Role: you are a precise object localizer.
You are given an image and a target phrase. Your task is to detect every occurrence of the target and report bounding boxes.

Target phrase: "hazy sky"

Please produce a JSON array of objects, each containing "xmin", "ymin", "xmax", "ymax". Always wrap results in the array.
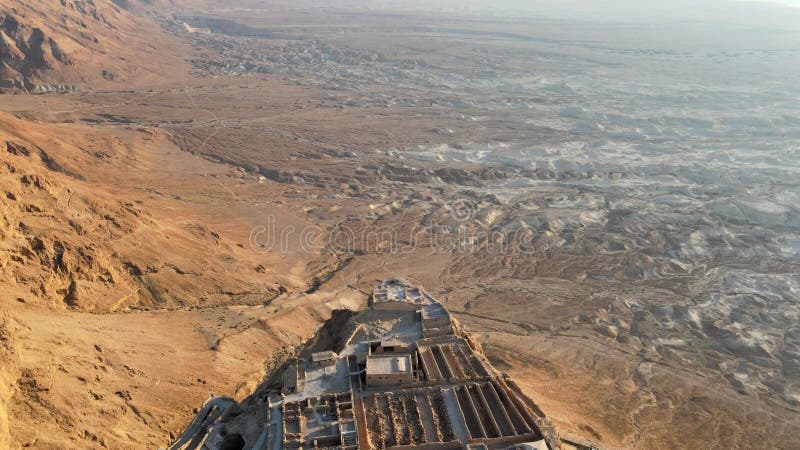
[
  {"xmin": 360, "ymin": 0, "xmax": 800, "ymax": 30},
  {"xmin": 763, "ymin": 0, "xmax": 800, "ymax": 6}
]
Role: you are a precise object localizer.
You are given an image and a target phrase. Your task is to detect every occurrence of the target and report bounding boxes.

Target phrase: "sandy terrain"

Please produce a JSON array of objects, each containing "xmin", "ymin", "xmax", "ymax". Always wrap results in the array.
[
  {"xmin": 1, "ymin": 0, "xmax": 799, "ymax": 448},
  {"xmin": 0, "ymin": 105, "xmax": 363, "ymax": 447}
]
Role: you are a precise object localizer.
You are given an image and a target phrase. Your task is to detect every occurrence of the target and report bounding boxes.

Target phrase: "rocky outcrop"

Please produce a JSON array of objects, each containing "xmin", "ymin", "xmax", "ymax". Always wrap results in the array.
[
  {"xmin": 1, "ymin": 136, "xmax": 140, "ymax": 310},
  {"xmin": 0, "ymin": 0, "xmax": 183, "ymax": 92},
  {"xmin": 1, "ymin": 12, "xmax": 69, "ymax": 88},
  {"xmin": 0, "ymin": 310, "xmax": 19, "ymax": 449}
]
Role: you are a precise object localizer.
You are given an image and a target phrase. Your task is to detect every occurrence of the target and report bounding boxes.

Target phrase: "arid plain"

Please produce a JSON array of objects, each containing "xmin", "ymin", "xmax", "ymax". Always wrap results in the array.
[{"xmin": 1, "ymin": 0, "xmax": 799, "ymax": 449}]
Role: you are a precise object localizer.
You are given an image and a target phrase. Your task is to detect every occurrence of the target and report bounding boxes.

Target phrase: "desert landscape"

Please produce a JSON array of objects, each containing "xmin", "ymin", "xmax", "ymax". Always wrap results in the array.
[{"xmin": 1, "ymin": 0, "xmax": 799, "ymax": 448}]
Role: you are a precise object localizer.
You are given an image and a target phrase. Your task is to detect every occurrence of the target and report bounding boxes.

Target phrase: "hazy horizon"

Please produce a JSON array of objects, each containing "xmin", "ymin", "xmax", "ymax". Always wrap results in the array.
[{"xmin": 301, "ymin": 0, "xmax": 800, "ymax": 30}]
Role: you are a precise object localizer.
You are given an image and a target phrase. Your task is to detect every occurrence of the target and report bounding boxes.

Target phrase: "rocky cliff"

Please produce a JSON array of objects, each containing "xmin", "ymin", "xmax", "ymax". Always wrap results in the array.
[{"xmin": 0, "ymin": 0, "xmax": 183, "ymax": 92}]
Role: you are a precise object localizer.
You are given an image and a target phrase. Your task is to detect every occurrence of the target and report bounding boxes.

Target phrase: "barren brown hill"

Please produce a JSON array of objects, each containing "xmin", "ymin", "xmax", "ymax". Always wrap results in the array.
[
  {"xmin": 0, "ymin": 0, "xmax": 184, "ymax": 91},
  {"xmin": 0, "ymin": 108, "xmax": 363, "ymax": 448},
  {"xmin": 0, "ymin": 111, "xmax": 297, "ymax": 312}
]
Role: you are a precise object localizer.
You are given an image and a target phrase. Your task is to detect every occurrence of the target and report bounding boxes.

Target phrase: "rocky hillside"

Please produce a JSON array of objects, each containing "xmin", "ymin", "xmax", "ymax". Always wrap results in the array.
[
  {"xmin": 0, "ymin": 111, "xmax": 287, "ymax": 312},
  {"xmin": 0, "ymin": 0, "xmax": 183, "ymax": 92},
  {"xmin": 0, "ymin": 105, "xmax": 330, "ymax": 448}
]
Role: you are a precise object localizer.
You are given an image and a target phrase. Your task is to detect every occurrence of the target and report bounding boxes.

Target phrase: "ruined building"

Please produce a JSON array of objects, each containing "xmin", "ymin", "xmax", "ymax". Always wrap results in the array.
[{"xmin": 169, "ymin": 279, "xmax": 564, "ymax": 450}]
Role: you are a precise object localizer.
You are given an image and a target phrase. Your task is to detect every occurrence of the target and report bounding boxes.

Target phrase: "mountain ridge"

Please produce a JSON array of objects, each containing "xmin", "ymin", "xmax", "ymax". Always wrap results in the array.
[{"xmin": 0, "ymin": 0, "xmax": 184, "ymax": 92}]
